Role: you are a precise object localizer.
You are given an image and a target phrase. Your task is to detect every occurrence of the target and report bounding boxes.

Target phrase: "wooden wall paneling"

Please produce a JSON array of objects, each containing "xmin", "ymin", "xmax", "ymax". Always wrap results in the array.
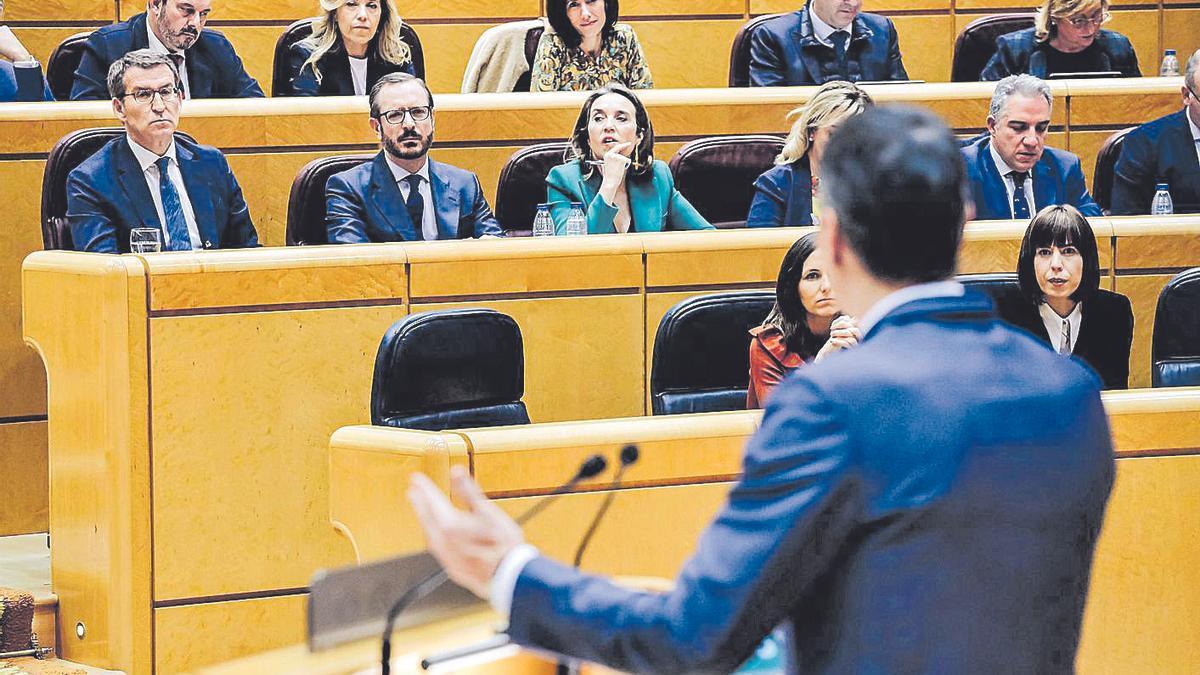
[
  {"xmin": 1067, "ymin": 79, "xmax": 1181, "ymax": 126},
  {"xmin": 224, "ymin": 151, "xmax": 361, "ymax": 247},
  {"xmin": 409, "ymin": 23, "xmax": 499, "ymax": 93},
  {"xmin": 214, "ymin": 25, "xmax": 289, "ymax": 97},
  {"xmin": 1112, "ymin": 217, "xmax": 1200, "ymax": 269},
  {"xmin": 3, "ymin": 0, "xmax": 112, "ymax": 22},
  {"xmin": 1067, "ymin": 129, "xmax": 1121, "ymax": 194},
  {"xmin": 1113, "ymin": 273, "xmax": 1172, "ymax": 390},
  {"xmin": 0, "ymin": 421, "xmax": 48, "ymax": 536},
  {"xmin": 625, "ymin": 19, "xmax": 746, "ymax": 89},
  {"xmin": 1161, "ymin": 9, "xmax": 1200, "ymax": 67},
  {"xmin": 958, "ymin": 221, "xmax": 1023, "ymax": 273},
  {"xmin": 1104, "ymin": 9, "xmax": 1160, "ymax": 77},
  {"xmin": 888, "ymin": 14, "xmax": 955, "ymax": 83},
  {"xmin": 7, "ymin": 27, "xmax": 100, "ymax": 67},
  {"xmin": 154, "ymin": 595, "xmax": 307, "ymax": 673},
  {"xmin": 0, "ymin": 160, "xmax": 48, "ymax": 419},
  {"xmin": 425, "ymin": 145, "xmax": 527, "ymax": 206},
  {"xmin": 626, "ymin": 0, "xmax": 745, "ymax": 15},
  {"xmin": 753, "ymin": 0, "xmax": 951, "ymax": 10},
  {"xmin": 148, "ymin": 305, "xmax": 401, "ymax": 601},
  {"xmin": 22, "ymin": 252, "xmax": 152, "ymax": 674}
]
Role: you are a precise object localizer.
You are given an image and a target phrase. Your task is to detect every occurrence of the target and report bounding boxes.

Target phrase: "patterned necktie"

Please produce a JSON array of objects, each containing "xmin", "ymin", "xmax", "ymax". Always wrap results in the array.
[
  {"xmin": 167, "ymin": 53, "xmax": 187, "ymax": 99},
  {"xmin": 1059, "ymin": 318, "xmax": 1071, "ymax": 355},
  {"xmin": 155, "ymin": 156, "xmax": 192, "ymax": 251},
  {"xmin": 1010, "ymin": 171, "xmax": 1031, "ymax": 220},
  {"xmin": 403, "ymin": 174, "xmax": 425, "ymax": 241},
  {"xmin": 829, "ymin": 31, "xmax": 850, "ymax": 69}
]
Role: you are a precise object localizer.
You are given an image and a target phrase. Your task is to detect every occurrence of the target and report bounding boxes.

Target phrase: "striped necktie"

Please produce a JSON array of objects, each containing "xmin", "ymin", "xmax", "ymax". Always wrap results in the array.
[
  {"xmin": 1059, "ymin": 318, "xmax": 1071, "ymax": 355},
  {"xmin": 155, "ymin": 156, "xmax": 192, "ymax": 251}
]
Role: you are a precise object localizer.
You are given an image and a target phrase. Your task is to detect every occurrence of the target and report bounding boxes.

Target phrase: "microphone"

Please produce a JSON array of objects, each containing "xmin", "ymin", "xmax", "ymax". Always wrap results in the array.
[
  {"xmin": 380, "ymin": 453, "xmax": 609, "ymax": 675},
  {"xmin": 573, "ymin": 444, "xmax": 638, "ymax": 567}
]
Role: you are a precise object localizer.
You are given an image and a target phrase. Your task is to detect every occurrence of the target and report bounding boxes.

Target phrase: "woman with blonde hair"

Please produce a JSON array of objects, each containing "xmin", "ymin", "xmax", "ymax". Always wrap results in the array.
[
  {"xmin": 282, "ymin": 0, "xmax": 414, "ymax": 96},
  {"xmin": 746, "ymin": 81, "xmax": 872, "ymax": 228},
  {"xmin": 981, "ymin": 0, "xmax": 1139, "ymax": 80}
]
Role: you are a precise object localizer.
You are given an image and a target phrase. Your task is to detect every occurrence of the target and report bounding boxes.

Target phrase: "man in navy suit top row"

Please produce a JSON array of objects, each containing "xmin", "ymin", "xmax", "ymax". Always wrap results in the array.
[
  {"xmin": 324, "ymin": 73, "xmax": 501, "ymax": 243},
  {"xmin": 71, "ymin": 0, "xmax": 262, "ymax": 101},
  {"xmin": 962, "ymin": 74, "xmax": 1101, "ymax": 221},
  {"xmin": 408, "ymin": 106, "xmax": 1115, "ymax": 673},
  {"xmin": 66, "ymin": 50, "xmax": 258, "ymax": 253}
]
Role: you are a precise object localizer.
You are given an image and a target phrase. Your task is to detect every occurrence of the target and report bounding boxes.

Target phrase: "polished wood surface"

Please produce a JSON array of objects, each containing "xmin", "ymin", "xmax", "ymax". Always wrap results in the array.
[{"xmin": 0, "ymin": 421, "xmax": 49, "ymax": 535}]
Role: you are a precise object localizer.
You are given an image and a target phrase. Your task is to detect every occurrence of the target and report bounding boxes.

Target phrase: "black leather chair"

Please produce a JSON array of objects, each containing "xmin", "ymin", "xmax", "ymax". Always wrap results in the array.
[
  {"xmin": 728, "ymin": 13, "xmax": 786, "ymax": 87},
  {"xmin": 650, "ymin": 291, "xmax": 776, "ymax": 415},
  {"xmin": 285, "ymin": 154, "xmax": 374, "ymax": 245},
  {"xmin": 667, "ymin": 135, "xmax": 785, "ymax": 228},
  {"xmin": 271, "ymin": 18, "xmax": 426, "ymax": 96},
  {"xmin": 41, "ymin": 127, "xmax": 198, "ymax": 251},
  {"xmin": 512, "ymin": 25, "xmax": 545, "ymax": 93},
  {"xmin": 951, "ymin": 14, "xmax": 1035, "ymax": 82},
  {"xmin": 1152, "ymin": 268, "xmax": 1200, "ymax": 387},
  {"xmin": 494, "ymin": 142, "xmax": 570, "ymax": 236},
  {"xmin": 956, "ymin": 272, "xmax": 1022, "ymax": 307},
  {"xmin": 46, "ymin": 31, "xmax": 92, "ymax": 101},
  {"xmin": 371, "ymin": 309, "xmax": 530, "ymax": 430},
  {"xmin": 1092, "ymin": 127, "xmax": 1135, "ymax": 215}
]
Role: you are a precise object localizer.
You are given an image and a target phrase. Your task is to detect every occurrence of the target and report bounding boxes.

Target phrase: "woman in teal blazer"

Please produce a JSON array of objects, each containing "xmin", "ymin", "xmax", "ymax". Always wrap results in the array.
[{"xmin": 546, "ymin": 84, "xmax": 714, "ymax": 234}]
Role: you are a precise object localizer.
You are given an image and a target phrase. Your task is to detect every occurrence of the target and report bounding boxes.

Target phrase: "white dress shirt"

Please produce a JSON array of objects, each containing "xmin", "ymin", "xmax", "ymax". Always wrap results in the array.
[
  {"xmin": 1038, "ymin": 301, "xmax": 1082, "ymax": 354},
  {"xmin": 383, "ymin": 156, "xmax": 438, "ymax": 240},
  {"xmin": 348, "ymin": 55, "xmax": 369, "ymax": 96},
  {"xmin": 808, "ymin": 9, "xmax": 849, "ymax": 49},
  {"xmin": 146, "ymin": 20, "xmax": 191, "ymax": 98},
  {"xmin": 1186, "ymin": 110, "xmax": 1200, "ymax": 167},
  {"xmin": 988, "ymin": 141, "xmax": 1036, "ymax": 219},
  {"xmin": 126, "ymin": 137, "xmax": 202, "ymax": 250},
  {"xmin": 487, "ymin": 279, "xmax": 968, "ymax": 620}
]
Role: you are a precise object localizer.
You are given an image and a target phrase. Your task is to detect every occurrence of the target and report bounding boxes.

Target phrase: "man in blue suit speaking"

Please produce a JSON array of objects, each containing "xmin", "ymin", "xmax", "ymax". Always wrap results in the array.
[
  {"xmin": 408, "ymin": 106, "xmax": 1115, "ymax": 673},
  {"xmin": 324, "ymin": 73, "xmax": 502, "ymax": 243},
  {"xmin": 67, "ymin": 50, "xmax": 259, "ymax": 253},
  {"xmin": 962, "ymin": 74, "xmax": 1101, "ymax": 221}
]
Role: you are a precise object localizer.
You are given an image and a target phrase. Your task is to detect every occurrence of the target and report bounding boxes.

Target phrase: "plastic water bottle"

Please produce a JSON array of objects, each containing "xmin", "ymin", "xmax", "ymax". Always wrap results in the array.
[
  {"xmin": 532, "ymin": 203, "xmax": 554, "ymax": 237},
  {"xmin": 1160, "ymin": 49, "xmax": 1180, "ymax": 76},
  {"xmin": 1152, "ymin": 183, "xmax": 1174, "ymax": 215},
  {"xmin": 565, "ymin": 202, "xmax": 587, "ymax": 236}
]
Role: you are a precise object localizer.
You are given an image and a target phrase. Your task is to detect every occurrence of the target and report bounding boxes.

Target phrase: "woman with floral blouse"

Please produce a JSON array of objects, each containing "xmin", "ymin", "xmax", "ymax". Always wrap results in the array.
[{"xmin": 531, "ymin": 0, "xmax": 652, "ymax": 92}]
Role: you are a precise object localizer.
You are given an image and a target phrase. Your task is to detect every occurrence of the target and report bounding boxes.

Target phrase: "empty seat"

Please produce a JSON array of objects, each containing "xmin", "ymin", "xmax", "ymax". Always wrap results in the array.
[
  {"xmin": 41, "ymin": 127, "xmax": 197, "ymax": 251},
  {"xmin": 45, "ymin": 31, "xmax": 91, "ymax": 101},
  {"xmin": 285, "ymin": 154, "xmax": 374, "ymax": 245},
  {"xmin": 667, "ymin": 135, "xmax": 785, "ymax": 228},
  {"xmin": 1092, "ymin": 127, "xmax": 1135, "ymax": 215},
  {"xmin": 271, "ymin": 17, "xmax": 426, "ymax": 96},
  {"xmin": 651, "ymin": 291, "xmax": 776, "ymax": 415},
  {"xmin": 371, "ymin": 309, "xmax": 530, "ymax": 430},
  {"xmin": 951, "ymin": 14, "xmax": 1035, "ymax": 82},
  {"xmin": 728, "ymin": 13, "xmax": 786, "ymax": 87},
  {"xmin": 494, "ymin": 142, "xmax": 570, "ymax": 236},
  {"xmin": 956, "ymin": 272, "xmax": 1022, "ymax": 306},
  {"xmin": 1152, "ymin": 268, "xmax": 1200, "ymax": 387},
  {"xmin": 461, "ymin": 20, "xmax": 544, "ymax": 93}
]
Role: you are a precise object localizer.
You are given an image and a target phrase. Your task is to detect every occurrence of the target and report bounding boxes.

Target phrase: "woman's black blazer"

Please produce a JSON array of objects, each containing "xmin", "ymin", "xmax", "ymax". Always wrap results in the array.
[
  {"xmin": 997, "ymin": 288, "xmax": 1134, "ymax": 389},
  {"xmin": 282, "ymin": 41, "xmax": 414, "ymax": 96}
]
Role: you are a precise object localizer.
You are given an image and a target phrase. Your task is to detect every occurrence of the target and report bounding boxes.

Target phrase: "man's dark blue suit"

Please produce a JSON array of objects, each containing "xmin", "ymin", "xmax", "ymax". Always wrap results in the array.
[
  {"xmin": 70, "ymin": 12, "xmax": 263, "ymax": 100},
  {"xmin": 325, "ymin": 152, "xmax": 502, "ymax": 243},
  {"xmin": 1111, "ymin": 110, "xmax": 1200, "ymax": 215},
  {"xmin": 961, "ymin": 136, "xmax": 1101, "ymax": 220},
  {"xmin": 67, "ymin": 135, "xmax": 259, "ymax": 253},
  {"xmin": 506, "ymin": 289, "xmax": 1114, "ymax": 673},
  {"xmin": 748, "ymin": 7, "xmax": 907, "ymax": 86},
  {"xmin": 0, "ymin": 61, "xmax": 52, "ymax": 101}
]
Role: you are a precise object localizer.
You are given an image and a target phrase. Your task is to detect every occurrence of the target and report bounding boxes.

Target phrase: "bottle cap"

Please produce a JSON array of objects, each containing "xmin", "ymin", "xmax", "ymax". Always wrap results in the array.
[
  {"xmin": 1156, "ymin": 183, "xmax": 1170, "ymax": 190},
  {"xmin": 1166, "ymin": 49, "xmax": 1176, "ymax": 55}
]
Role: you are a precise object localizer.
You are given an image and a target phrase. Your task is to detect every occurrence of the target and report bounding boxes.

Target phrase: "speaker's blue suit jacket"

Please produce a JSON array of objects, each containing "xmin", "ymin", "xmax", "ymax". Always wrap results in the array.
[
  {"xmin": 67, "ymin": 135, "xmax": 259, "ymax": 253},
  {"xmin": 507, "ymin": 290, "xmax": 1115, "ymax": 674},
  {"xmin": 325, "ymin": 151, "xmax": 502, "ymax": 243},
  {"xmin": 70, "ymin": 12, "xmax": 263, "ymax": 100},
  {"xmin": 962, "ymin": 136, "xmax": 1101, "ymax": 220}
]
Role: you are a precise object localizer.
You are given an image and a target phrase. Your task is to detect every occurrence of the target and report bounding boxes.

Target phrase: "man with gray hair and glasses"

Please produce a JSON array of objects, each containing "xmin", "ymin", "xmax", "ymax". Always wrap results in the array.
[
  {"xmin": 961, "ymin": 74, "xmax": 1100, "ymax": 220},
  {"xmin": 66, "ymin": 49, "xmax": 258, "ymax": 253},
  {"xmin": 1112, "ymin": 48, "xmax": 1200, "ymax": 215}
]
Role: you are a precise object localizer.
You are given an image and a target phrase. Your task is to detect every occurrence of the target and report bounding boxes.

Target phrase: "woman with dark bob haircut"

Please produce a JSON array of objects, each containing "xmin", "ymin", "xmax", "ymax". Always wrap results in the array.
[
  {"xmin": 545, "ymin": 84, "xmax": 712, "ymax": 234},
  {"xmin": 530, "ymin": 0, "xmax": 652, "ymax": 91},
  {"xmin": 997, "ymin": 204, "xmax": 1133, "ymax": 389},
  {"xmin": 747, "ymin": 232, "xmax": 860, "ymax": 408}
]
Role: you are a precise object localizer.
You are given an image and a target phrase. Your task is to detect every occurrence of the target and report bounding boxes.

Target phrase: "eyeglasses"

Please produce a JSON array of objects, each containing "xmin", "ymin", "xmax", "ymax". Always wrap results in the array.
[
  {"xmin": 123, "ymin": 85, "xmax": 180, "ymax": 104},
  {"xmin": 377, "ymin": 106, "xmax": 433, "ymax": 124},
  {"xmin": 1063, "ymin": 11, "xmax": 1110, "ymax": 29}
]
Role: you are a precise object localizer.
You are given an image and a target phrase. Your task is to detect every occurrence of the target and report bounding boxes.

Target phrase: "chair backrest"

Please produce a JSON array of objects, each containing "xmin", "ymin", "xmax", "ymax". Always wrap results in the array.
[
  {"xmin": 651, "ymin": 291, "xmax": 776, "ymax": 415},
  {"xmin": 956, "ymin": 272, "xmax": 1022, "ymax": 307},
  {"xmin": 271, "ymin": 18, "xmax": 426, "ymax": 96},
  {"xmin": 46, "ymin": 31, "xmax": 92, "ymax": 101},
  {"xmin": 40, "ymin": 127, "xmax": 198, "ymax": 251},
  {"xmin": 512, "ymin": 25, "xmax": 545, "ymax": 93},
  {"xmin": 285, "ymin": 154, "xmax": 375, "ymax": 245},
  {"xmin": 951, "ymin": 14, "xmax": 1035, "ymax": 82},
  {"xmin": 1092, "ymin": 127, "xmax": 1135, "ymax": 215},
  {"xmin": 1152, "ymin": 268, "xmax": 1200, "ymax": 387},
  {"xmin": 728, "ymin": 13, "xmax": 786, "ymax": 87},
  {"xmin": 371, "ymin": 309, "xmax": 530, "ymax": 430},
  {"xmin": 667, "ymin": 135, "xmax": 785, "ymax": 228},
  {"xmin": 494, "ymin": 142, "xmax": 570, "ymax": 236}
]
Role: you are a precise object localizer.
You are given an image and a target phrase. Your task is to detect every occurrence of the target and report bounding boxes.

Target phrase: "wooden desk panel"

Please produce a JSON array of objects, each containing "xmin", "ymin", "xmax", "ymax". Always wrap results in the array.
[
  {"xmin": 1113, "ymin": 273, "xmax": 1173, "ymax": 390},
  {"xmin": 889, "ymin": 14, "xmax": 954, "ymax": 83},
  {"xmin": 1162, "ymin": 8, "xmax": 1200, "ymax": 61},
  {"xmin": 627, "ymin": 19, "xmax": 746, "ymax": 89},
  {"xmin": 155, "ymin": 595, "xmax": 308, "ymax": 674},
  {"xmin": 0, "ymin": 421, "xmax": 48, "ymax": 535},
  {"xmin": 218, "ymin": 25, "xmax": 282, "ymax": 96}
]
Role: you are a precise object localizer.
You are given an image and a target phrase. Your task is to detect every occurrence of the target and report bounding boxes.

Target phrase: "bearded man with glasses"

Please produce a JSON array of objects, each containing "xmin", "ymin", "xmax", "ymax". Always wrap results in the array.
[
  {"xmin": 981, "ymin": 0, "xmax": 1140, "ymax": 80},
  {"xmin": 325, "ymin": 72, "xmax": 501, "ymax": 243},
  {"xmin": 66, "ymin": 50, "xmax": 259, "ymax": 253}
]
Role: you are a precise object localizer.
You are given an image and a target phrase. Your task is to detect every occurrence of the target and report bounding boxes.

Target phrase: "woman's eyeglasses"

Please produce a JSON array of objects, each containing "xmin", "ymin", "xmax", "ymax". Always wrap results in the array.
[{"xmin": 1064, "ymin": 11, "xmax": 1111, "ymax": 29}]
